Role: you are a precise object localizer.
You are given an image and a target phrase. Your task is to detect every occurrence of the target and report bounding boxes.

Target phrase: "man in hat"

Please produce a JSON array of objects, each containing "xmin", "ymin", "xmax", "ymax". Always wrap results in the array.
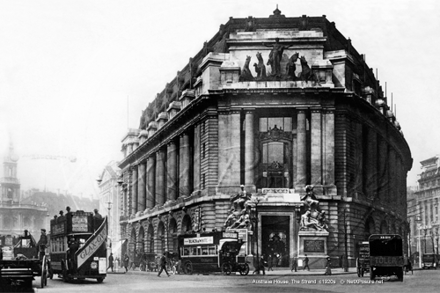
[
  {"xmin": 157, "ymin": 251, "xmax": 170, "ymax": 277},
  {"xmin": 37, "ymin": 229, "xmax": 48, "ymax": 259},
  {"xmin": 94, "ymin": 208, "xmax": 103, "ymax": 219}
]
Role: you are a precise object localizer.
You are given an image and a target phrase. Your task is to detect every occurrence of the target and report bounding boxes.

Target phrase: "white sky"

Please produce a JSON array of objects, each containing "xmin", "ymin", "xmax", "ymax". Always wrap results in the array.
[{"xmin": 1, "ymin": 0, "xmax": 439, "ymax": 198}]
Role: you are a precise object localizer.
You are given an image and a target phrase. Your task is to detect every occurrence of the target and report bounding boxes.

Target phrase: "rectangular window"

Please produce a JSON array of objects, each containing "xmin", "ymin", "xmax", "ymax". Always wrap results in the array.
[{"xmin": 202, "ymin": 143, "xmax": 206, "ymax": 159}]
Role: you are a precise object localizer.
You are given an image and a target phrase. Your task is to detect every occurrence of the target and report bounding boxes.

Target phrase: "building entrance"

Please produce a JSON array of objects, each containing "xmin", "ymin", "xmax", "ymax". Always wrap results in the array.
[{"xmin": 261, "ymin": 216, "xmax": 290, "ymax": 267}]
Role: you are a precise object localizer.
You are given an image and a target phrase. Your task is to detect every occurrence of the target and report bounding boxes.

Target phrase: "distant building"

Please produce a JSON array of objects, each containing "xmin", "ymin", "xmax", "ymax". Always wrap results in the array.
[
  {"xmin": 0, "ymin": 141, "xmax": 48, "ymax": 246},
  {"xmin": 117, "ymin": 9, "xmax": 412, "ymax": 268},
  {"xmin": 96, "ymin": 161, "xmax": 122, "ymax": 260},
  {"xmin": 412, "ymin": 156, "xmax": 440, "ymax": 260}
]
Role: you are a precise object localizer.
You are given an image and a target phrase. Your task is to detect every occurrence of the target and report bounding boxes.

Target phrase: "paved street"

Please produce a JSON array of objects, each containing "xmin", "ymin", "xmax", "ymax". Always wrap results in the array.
[{"xmin": 7, "ymin": 267, "xmax": 435, "ymax": 293}]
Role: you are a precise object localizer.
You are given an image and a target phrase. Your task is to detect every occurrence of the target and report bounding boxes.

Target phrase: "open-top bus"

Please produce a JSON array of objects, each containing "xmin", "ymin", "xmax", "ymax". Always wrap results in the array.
[
  {"xmin": 369, "ymin": 234, "xmax": 404, "ymax": 281},
  {"xmin": 49, "ymin": 210, "xmax": 107, "ymax": 283},
  {"xmin": 178, "ymin": 231, "xmax": 249, "ymax": 275}
]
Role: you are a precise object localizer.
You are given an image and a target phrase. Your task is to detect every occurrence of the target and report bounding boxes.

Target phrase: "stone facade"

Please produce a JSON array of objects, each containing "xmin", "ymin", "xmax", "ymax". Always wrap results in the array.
[{"xmin": 118, "ymin": 10, "xmax": 412, "ymax": 268}]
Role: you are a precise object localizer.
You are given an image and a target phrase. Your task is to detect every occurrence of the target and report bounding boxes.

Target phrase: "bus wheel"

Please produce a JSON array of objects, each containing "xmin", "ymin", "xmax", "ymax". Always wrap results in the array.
[
  {"xmin": 239, "ymin": 264, "xmax": 249, "ymax": 276},
  {"xmin": 222, "ymin": 263, "xmax": 232, "ymax": 275},
  {"xmin": 97, "ymin": 277, "xmax": 104, "ymax": 283},
  {"xmin": 184, "ymin": 261, "xmax": 193, "ymax": 275}
]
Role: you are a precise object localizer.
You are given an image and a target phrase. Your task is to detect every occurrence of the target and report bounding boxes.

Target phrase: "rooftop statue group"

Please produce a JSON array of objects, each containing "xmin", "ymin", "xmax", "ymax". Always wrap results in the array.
[
  {"xmin": 239, "ymin": 38, "xmax": 319, "ymax": 83},
  {"xmin": 299, "ymin": 185, "xmax": 328, "ymax": 231}
]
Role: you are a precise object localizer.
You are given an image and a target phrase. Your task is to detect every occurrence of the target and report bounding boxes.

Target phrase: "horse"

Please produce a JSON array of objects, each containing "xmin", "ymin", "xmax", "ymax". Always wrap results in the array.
[
  {"xmin": 253, "ymin": 52, "xmax": 266, "ymax": 80},
  {"xmin": 299, "ymin": 56, "xmax": 319, "ymax": 83},
  {"xmin": 285, "ymin": 52, "xmax": 299, "ymax": 80},
  {"xmin": 239, "ymin": 55, "xmax": 254, "ymax": 81}
]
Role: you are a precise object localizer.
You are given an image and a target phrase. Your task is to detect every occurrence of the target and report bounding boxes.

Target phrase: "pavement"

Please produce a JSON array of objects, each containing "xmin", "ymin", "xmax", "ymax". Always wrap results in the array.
[{"xmin": 114, "ymin": 266, "xmax": 358, "ymax": 277}]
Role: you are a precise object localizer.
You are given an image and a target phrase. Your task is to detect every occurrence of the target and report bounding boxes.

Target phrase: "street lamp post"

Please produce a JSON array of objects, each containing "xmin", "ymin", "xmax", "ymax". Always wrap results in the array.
[{"xmin": 251, "ymin": 195, "xmax": 262, "ymax": 274}]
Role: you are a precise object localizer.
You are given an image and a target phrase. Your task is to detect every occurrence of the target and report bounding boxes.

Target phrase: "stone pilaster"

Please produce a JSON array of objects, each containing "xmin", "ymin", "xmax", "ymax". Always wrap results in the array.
[
  {"xmin": 245, "ymin": 110, "xmax": 255, "ymax": 189},
  {"xmin": 156, "ymin": 149, "xmax": 166, "ymax": 206},
  {"xmin": 179, "ymin": 133, "xmax": 191, "ymax": 196},
  {"xmin": 138, "ymin": 162, "xmax": 146, "ymax": 212},
  {"xmin": 311, "ymin": 109, "xmax": 322, "ymax": 186},
  {"xmin": 193, "ymin": 124, "xmax": 201, "ymax": 191},
  {"xmin": 296, "ymin": 110, "xmax": 307, "ymax": 188},
  {"xmin": 146, "ymin": 156, "xmax": 156, "ymax": 208},
  {"xmin": 323, "ymin": 110, "xmax": 335, "ymax": 188},
  {"xmin": 131, "ymin": 167, "xmax": 138, "ymax": 214},
  {"xmin": 167, "ymin": 141, "xmax": 178, "ymax": 201}
]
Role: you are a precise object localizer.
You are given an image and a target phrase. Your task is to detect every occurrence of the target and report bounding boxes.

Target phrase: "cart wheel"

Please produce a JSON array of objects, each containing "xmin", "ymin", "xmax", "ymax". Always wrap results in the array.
[
  {"xmin": 239, "ymin": 263, "xmax": 250, "ymax": 276},
  {"xmin": 41, "ymin": 255, "xmax": 48, "ymax": 288},
  {"xmin": 183, "ymin": 261, "xmax": 193, "ymax": 275},
  {"xmin": 221, "ymin": 262, "xmax": 232, "ymax": 275},
  {"xmin": 397, "ymin": 269, "xmax": 404, "ymax": 282},
  {"xmin": 360, "ymin": 267, "xmax": 364, "ymax": 277},
  {"xmin": 97, "ymin": 277, "xmax": 104, "ymax": 283}
]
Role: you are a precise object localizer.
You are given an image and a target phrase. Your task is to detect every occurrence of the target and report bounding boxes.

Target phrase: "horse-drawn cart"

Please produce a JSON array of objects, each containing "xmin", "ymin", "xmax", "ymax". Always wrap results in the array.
[{"xmin": 0, "ymin": 230, "xmax": 49, "ymax": 290}]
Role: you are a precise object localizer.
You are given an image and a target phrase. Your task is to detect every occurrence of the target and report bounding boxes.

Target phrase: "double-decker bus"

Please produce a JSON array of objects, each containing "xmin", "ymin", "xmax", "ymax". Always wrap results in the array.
[
  {"xmin": 369, "ymin": 234, "xmax": 404, "ymax": 281},
  {"xmin": 49, "ymin": 210, "xmax": 107, "ymax": 283},
  {"xmin": 178, "ymin": 231, "xmax": 249, "ymax": 275}
]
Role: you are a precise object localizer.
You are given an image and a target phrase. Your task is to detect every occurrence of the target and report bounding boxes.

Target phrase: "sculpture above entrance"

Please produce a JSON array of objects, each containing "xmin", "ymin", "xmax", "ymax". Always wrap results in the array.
[{"xmin": 299, "ymin": 185, "xmax": 328, "ymax": 231}]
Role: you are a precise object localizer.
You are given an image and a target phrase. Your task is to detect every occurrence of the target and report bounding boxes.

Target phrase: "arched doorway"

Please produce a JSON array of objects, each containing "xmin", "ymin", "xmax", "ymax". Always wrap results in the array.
[
  {"xmin": 147, "ymin": 224, "xmax": 154, "ymax": 254},
  {"xmin": 181, "ymin": 214, "xmax": 192, "ymax": 234},
  {"xmin": 364, "ymin": 216, "xmax": 375, "ymax": 240},
  {"xmin": 380, "ymin": 220, "xmax": 388, "ymax": 234},
  {"xmin": 169, "ymin": 218, "xmax": 178, "ymax": 253},
  {"xmin": 130, "ymin": 227, "xmax": 137, "ymax": 262},
  {"xmin": 157, "ymin": 222, "xmax": 165, "ymax": 253},
  {"xmin": 138, "ymin": 226, "xmax": 145, "ymax": 255}
]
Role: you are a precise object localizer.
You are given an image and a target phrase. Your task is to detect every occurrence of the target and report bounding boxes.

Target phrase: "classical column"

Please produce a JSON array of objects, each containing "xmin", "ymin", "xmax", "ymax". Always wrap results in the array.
[
  {"xmin": 146, "ymin": 156, "xmax": 156, "ymax": 208},
  {"xmin": 323, "ymin": 110, "xmax": 335, "ymax": 187},
  {"xmin": 230, "ymin": 111, "xmax": 241, "ymax": 186},
  {"xmin": 296, "ymin": 110, "xmax": 307, "ymax": 187},
  {"xmin": 131, "ymin": 167, "xmax": 138, "ymax": 214},
  {"xmin": 167, "ymin": 141, "xmax": 178, "ymax": 201},
  {"xmin": 366, "ymin": 129, "xmax": 377, "ymax": 198},
  {"xmin": 156, "ymin": 149, "xmax": 166, "ymax": 206},
  {"xmin": 245, "ymin": 110, "xmax": 255, "ymax": 188},
  {"xmin": 179, "ymin": 133, "xmax": 190, "ymax": 196},
  {"xmin": 193, "ymin": 125, "xmax": 201, "ymax": 191},
  {"xmin": 311, "ymin": 109, "xmax": 322, "ymax": 185},
  {"xmin": 138, "ymin": 162, "xmax": 146, "ymax": 212}
]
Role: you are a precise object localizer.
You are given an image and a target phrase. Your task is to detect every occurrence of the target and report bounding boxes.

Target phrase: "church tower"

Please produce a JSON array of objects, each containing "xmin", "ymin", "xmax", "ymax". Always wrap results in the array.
[{"xmin": 1, "ymin": 140, "xmax": 20, "ymax": 204}]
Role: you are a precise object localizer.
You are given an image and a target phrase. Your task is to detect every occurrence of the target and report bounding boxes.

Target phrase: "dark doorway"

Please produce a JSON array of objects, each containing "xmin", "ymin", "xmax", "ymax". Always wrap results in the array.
[{"xmin": 261, "ymin": 216, "xmax": 290, "ymax": 267}]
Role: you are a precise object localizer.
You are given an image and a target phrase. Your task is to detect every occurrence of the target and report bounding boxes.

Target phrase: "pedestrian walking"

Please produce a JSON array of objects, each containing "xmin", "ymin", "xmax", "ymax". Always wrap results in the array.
[
  {"xmin": 107, "ymin": 253, "xmax": 114, "ymax": 272},
  {"xmin": 157, "ymin": 251, "xmax": 170, "ymax": 277},
  {"xmin": 291, "ymin": 257, "xmax": 298, "ymax": 272},
  {"xmin": 123, "ymin": 253, "xmax": 129, "ymax": 272},
  {"xmin": 324, "ymin": 257, "xmax": 332, "ymax": 275},
  {"xmin": 303, "ymin": 254, "xmax": 310, "ymax": 271},
  {"xmin": 267, "ymin": 254, "xmax": 273, "ymax": 271},
  {"xmin": 252, "ymin": 255, "xmax": 266, "ymax": 275}
]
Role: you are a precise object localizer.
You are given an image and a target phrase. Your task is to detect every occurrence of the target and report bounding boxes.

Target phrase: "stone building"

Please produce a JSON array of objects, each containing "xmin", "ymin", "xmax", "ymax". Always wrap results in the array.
[
  {"xmin": 96, "ymin": 161, "xmax": 123, "ymax": 260},
  {"xmin": 409, "ymin": 156, "xmax": 440, "ymax": 264},
  {"xmin": 0, "ymin": 141, "xmax": 48, "ymax": 246},
  {"xmin": 118, "ymin": 9, "xmax": 412, "ymax": 268}
]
